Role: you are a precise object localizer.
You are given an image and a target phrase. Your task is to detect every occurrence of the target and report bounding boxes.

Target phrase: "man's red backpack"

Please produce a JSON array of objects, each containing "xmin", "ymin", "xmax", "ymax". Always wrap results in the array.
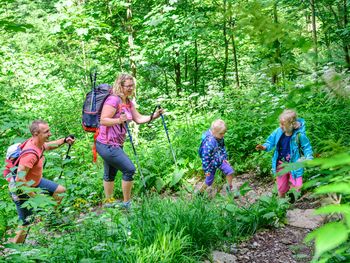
[{"xmin": 3, "ymin": 140, "xmax": 42, "ymax": 183}]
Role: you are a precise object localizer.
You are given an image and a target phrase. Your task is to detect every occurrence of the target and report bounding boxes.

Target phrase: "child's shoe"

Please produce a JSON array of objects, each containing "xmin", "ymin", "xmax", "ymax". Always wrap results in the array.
[
  {"xmin": 194, "ymin": 182, "xmax": 207, "ymax": 195},
  {"xmin": 225, "ymin": 184, "xmax": 233, "ymax": 193},
  {"xmin": 226, "ymin": 184, "xmax": 240, "ymax": 198}
]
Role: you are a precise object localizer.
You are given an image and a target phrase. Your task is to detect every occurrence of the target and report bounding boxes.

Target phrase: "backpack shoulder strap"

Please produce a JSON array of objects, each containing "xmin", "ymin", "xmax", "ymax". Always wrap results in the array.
[
  {"xmin": 296, "ymin": 132, "xmax": 303, "ymax": 156},
  {"xmin": 19, "ymin": 139, "xmax": 31, "ymax": 150},
  {"xmin": 199, "ymin": 133, "xmax": 214, "ymax": 153},
  {"xmin": 116, "ymin": 96, "xmax": 132, "ymax": 113},
  {"xmin": 14, "ymin": 148, "xmax": 42, "ymax": 167},
  {"xmin": 104, "ymin": 94, "xmax": 121, "ymax": 111}
]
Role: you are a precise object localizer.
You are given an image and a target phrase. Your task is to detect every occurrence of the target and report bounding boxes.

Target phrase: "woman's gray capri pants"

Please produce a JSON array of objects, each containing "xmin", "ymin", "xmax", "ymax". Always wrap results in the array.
[{"xmin": 96, "ymin": 141, "xmax": 136, "ymax": 182}]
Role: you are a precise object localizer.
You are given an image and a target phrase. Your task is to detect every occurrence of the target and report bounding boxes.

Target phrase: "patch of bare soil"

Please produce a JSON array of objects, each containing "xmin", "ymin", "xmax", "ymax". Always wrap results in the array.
[
  {"xmin": 233, "ymin": 226, "xmax": 312, "ymax": 263},
  {"xmin": 224, "ymin": 172, "xmax": 274, "ymax": 204},
  {"xmin": 208, "ymin": 173, "xmax": 317, "ymax": 263}
]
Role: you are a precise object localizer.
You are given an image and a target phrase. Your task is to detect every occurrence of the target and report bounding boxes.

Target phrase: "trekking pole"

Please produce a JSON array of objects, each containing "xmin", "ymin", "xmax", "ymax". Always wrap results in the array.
[
  {"xmin": 123, "ymin": 116, "xmax": 146, "ymax": 189},
  {"xmin": 89, "ymin": 70, "xmax": 97, "ymax": 110},
  {"xmin": 59, "ymin": 135, "xmax": 75, "ymax": 179},
  {"xmin": 155, "ymin": 105, "xmax": 177, "ymax": 167},
  {"xmin": 23, "ymin": 226, "xmax": 31, "ymax": 244}
]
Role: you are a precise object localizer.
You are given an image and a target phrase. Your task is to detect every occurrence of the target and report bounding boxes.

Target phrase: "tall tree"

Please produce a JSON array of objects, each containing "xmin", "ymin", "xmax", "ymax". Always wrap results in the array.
[
  {"xmin": 126, "ymin": 0, "xmax": 137, "ymax": 79},
  {"xmin": 272, "ymin": 1, "xmax": 282, "ymax": 84},
  {"xmin": 229, "ymin": 11, "xmax": 240, "ymax": 88},
  {"xmin": 317, "ymin": 0, "xmax": 350, "ymax": 69},
  {"xmin": 222, "ymin": 0, "xmax": 229, "ymax": 88},
  {"xmin": 310, "ymin": 0, "xmax": 319, "ymax": 68}
]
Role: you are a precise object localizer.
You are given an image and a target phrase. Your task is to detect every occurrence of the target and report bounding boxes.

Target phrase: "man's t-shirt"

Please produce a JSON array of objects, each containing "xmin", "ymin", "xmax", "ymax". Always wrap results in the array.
[
  {"xmin": 97, "ymin": 95, "xmax": 134, "ymax": 147},
  {"xmin": 18, "ymin": 139, "xmax": 44, "ymax": 187}
]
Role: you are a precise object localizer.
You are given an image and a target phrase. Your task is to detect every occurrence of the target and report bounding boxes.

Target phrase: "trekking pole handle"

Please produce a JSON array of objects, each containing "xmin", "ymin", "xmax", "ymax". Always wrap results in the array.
[
  {"xmin": 93, "ymin": 71, "xmax": 97, "ymax": 89},
  {"xmin": 148, "ymin": 105, "xmax": 159, "ymax": 124},
  {"xmin": 64, "ymin": 134, "xmax": 75, "ymax": 144},
  {"xmin": 120, "ymin": 111, "xmax": 131, "ymax": 139},
  {"xmin": 90, "ymin": 72, "xmax": 93, "ymax": 86}
]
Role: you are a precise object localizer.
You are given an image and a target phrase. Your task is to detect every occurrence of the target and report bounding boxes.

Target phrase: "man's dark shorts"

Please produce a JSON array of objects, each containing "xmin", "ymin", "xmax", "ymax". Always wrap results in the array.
[{"xmin": 12, "ymin": 178, "xmax": 59, "ymax": 225}]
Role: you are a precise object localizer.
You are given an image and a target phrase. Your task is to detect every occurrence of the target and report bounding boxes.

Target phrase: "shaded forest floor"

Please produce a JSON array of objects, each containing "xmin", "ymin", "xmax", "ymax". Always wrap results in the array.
[{"xmin": 206, "ymin": 173, "xmax": 322, "ymax": 263}]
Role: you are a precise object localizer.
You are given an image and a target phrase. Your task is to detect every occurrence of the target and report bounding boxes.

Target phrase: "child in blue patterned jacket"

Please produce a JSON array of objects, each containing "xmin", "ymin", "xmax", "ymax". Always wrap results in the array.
[{"xmin": 198, "ymin": 119, "xmax": 234, "ymax": 193}]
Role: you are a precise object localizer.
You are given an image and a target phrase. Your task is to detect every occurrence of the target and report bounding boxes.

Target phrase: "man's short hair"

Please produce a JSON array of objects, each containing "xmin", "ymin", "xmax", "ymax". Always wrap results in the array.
[{"xmin": 30, "ymin": 120, "xmax": 48, "ymax": 136}]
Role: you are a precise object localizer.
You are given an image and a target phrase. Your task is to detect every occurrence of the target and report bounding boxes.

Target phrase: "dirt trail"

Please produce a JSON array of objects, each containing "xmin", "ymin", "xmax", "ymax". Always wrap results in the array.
[{"xmin": 207, "ymin": 173, "xmax": 320, "ymax": 263}]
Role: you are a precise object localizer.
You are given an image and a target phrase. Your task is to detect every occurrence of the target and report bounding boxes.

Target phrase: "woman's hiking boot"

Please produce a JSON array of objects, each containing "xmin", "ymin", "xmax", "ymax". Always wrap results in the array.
[
  {"xmin": 104, "ymin": 198, "xmax": 131, "ymax": 211},
  {"xmin": 103, "ymin": 197, "xmax": 119, "ymax": 208},
  {"xmin": 118, "ymin": 200, "xmax": 131, "ymax": 210}
]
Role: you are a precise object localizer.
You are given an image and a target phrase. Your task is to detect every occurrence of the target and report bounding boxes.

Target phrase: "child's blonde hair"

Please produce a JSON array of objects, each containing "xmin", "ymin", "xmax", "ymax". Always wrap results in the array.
[
  {"xmin": 279, "ymin": 109, "xmax": 300, "ymax": 131},
  {"xmin": 210, "ymin": 119, "xmax": 227, "ymax": 133}
]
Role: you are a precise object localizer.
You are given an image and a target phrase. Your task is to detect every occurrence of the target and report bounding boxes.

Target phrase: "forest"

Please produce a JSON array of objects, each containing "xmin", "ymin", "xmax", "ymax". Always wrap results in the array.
[{"xmin": 0, "ymin": 0, "xmax": 350, "ymax": 262}]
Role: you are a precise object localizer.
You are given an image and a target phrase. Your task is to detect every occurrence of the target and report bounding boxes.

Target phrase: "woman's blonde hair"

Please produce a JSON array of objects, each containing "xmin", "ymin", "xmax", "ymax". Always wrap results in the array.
[
  {"xmin": 112, "ymin": 73, "xmax": 136, "ymax": 97},
  {"xmin": 279, "ymin": 109, "xmax": 300, "ymax": 131},
  {"xmin": 211, "ymin": 119, "xmax": 227, "ymax": 133}
]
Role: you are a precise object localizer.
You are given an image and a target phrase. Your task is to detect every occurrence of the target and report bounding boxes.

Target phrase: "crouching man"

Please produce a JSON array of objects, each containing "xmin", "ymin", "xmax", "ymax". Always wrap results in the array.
[{"xmin": 10, "ymin": 119, "xmax": 74, "ymax": 243}]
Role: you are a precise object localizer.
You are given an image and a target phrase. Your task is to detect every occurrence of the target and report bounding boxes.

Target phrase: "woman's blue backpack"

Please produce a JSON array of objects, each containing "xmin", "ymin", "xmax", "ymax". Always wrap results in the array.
[{"xmin": 82, "ymin": 71, "xmax": 112, "ymax": 133}]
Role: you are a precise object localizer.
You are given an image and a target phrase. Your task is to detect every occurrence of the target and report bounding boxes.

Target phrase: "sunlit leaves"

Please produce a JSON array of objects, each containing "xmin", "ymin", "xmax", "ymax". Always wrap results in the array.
[
  {"xmin": 309, "ymin": 153, "xmax": 350, "ymax": 169},
  {"xmin": 50, "ymin": 24, "xmax": 61, "ymax": 33},
  {"xmin": 76, "ymin": 27, "xmax": 89, "ymax": 36},
  {"xmin": 155, "ymin": 177, "xmax": 165, "ymax": 192},
  {"xmin": 305, "ymin": 222, "xmax": 349, "ymax": 259},
  {"xmin": 315, "ymin": 183, "xmax": 350, "ymax": 195},
  {"xmin": 170, "ymin": 168, "xmax": 186, "ymax": 187},
  {"xmin": 316, "ymin": 204, "xmax": 350, "ymax": 215},
  {"xmin": 104, "ymin": 33, "xmax": 112, "ymax": 41}
]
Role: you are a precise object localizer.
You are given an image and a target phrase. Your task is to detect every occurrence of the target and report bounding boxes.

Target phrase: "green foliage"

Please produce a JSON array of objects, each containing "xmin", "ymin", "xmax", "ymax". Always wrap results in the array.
[
  {"xmin": 306, "ymin": 222, "xmax": 348, "ymax": 260},
  {"xmin": 0, "ymin": 0, "xmax": 350, "ymax": 261},
  {"xmin": 304, "ymin": 153, "xmax": 350, "ymax": 262},
  {"xmin": 3, "ymin": 194, "xmax": 288, "ymax": 262}
]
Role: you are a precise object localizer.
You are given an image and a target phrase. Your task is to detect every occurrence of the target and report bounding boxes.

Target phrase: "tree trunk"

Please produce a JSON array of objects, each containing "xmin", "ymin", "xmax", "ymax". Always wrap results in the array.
[
  {"xmin": 272, "ymin": 2, "xmax": 281, "ymax": 84},
  {"xmin": 310, "ymin": 0, "xmax": 318, "ymax": 68},
  {"xmin": 126, "ymin": 0, "xmax": 139, "ymax": 141},
  {"xmin": 174, "ymin": 51, "xmax": 181, "ymax": 96},
  {"xmin": 184, "ymin": 52, "xmax": 188, "ymax": 82},
  {"xmin": 81, "ymin": 41, "xmax": 88, "ymax": 83},
  {"xmin": 328, "ymin": 2, "xmax": 350, "ymax": 69},
  {"xmin": 231, "ymin": 34, "xmax": 240, "ymax": 88},
  {"xmin": 163, "ymin": 69, "xmax": 169, "ymax": 95},
  {"xmin": 222, "ymin": 0, "xmax": 229, "ymax": 88},
  {"xmin": 229, "ymin": 10, "xmax": 240, "ymax": 88},
  {"xmin": 126, "ymin": 0, "xmax": 137, "ymax": 80},
  {"xmin": 342, "ymin": 0, "xmax": 350, "ymax": 69},
  {"xmin": 194, "ymin": 39, "xmax": 199, "ymax": 92}
]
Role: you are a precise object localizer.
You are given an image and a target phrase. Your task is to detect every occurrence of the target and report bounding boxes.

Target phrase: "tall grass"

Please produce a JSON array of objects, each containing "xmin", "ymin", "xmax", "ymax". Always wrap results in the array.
[{"xmin": 3, "ymin": 193, "xmax": 289, "ymax": 262}]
